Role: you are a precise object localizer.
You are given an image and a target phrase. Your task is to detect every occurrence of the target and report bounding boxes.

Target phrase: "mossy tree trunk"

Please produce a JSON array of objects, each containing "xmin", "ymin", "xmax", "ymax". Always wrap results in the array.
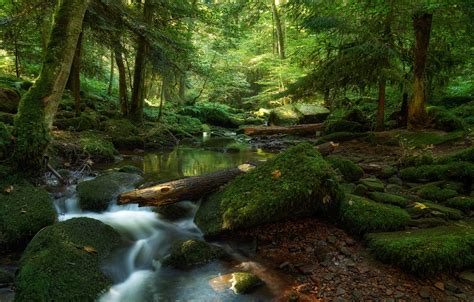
[
  {"xmin": 271, "ymin": 0, "xmax": 285, "ymax": 60},
  {"xmin": 108, "ymin": 50, "xmax": 115, "ymax": 96},
  {"xmin": 14, "ymin": 0, "xmax": 91, "ymax": 172},
  {"xmin": 115, "ymin": 48, "xmax": 129, "ymax": 116},
  {"xmin": 408, "ymin": 12, "xmax": 432, "ymax": 129},
  {"xmin": 66, "ymin": 30, "xmax": 84, "ymax": 114},
  {"xmin": 129, "ymin": 0, "xmax": 153, "ymax": 122}
]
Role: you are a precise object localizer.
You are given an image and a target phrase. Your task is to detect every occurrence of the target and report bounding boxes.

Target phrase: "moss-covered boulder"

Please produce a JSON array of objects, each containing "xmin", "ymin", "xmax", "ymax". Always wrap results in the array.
[
  {"xmin": 77, "ymin": 172, "xmax": 143, "ymax": 211},
  {"xmin": 15, "ymin": 217, "xmax": 122, "ymax": 301},
  {"xmin": 230, "ymin": 272, "xmax": 263, "ymax": 294},
  {"xmin": 339, "ymin": 195, "xmax": 410, "ymax": 234},
  {"xmin": 104, "ymin": 119, "xmax": 144, "ymax": 150},
  {"xmin": 428, "ymin": 107, "xmax": 465, "ymax": 132},
  {"xmin": 324, "ymin": 119, "xmax": 365, "ymax": 134},
  {"xmin": 407, "ymin": 202, "xmax": 463, "ymax": 220},
  {"xmin": 0, "ymin": 87, "xmax": 20, "ymax": 113},
  {"xmin": 366, "ymin": 222, "xmax": 474, "ymax": 275},
  {"xmin": 446, "ymin": 196, "xmax": 474, "ymax": 213},
  {"xmin": 0, "ymin": 112, "xmax": 14, "ymax": 125},
  {"xmin": 359, "ymin": 178, "xmax": 385, "ymax": 192},
  {"xmin": 416, "ymin": 184, "xmax": 458, "ymax": 202},
  {"xmin": 162, "ymin": 239, "xmax": 226, "ymax": 269},
  {"xmin": 400, "ymin": 162, "xmax": 474, "ymax": 183},
  {"xmin": 179, "ymin": 102, "xmax": 239, "ymax": 128},
  {"xmin": 0, "ymin": 183, "xmax": 56, "ymax": 250},
  {"xmin": 195, "ymin": 143, "xmax": 344, "ymax": 236},
  {"xmin": 368, "ymin": 192, "xmax": 410, "ymax": 207},
  {"xmin": 118, "ymin": 165, "xmax": 144, "ymax": 175},
  {"xmin": 54, "ymin": 111, "xmax": 100, "ymax": 131},
  {"xmin": 294, "ymin": 103, "xmax": 330, "ymax": 124},
  {"xmin": 326, "ymin": 155, "xmax": 364, "ymax": 182},
  {"xmin": 268, "ymin": 104, "xmax": 301, "ymax": 126},
  {"xmin": 79, "ymin": 133, "xmax": 117, "ymax": 163}
]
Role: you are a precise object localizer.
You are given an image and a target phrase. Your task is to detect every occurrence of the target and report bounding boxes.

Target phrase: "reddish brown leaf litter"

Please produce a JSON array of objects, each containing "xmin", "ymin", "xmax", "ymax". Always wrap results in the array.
[{"xmin": 233, "ymin": 218, "xmax": 474, "ymax": 301}]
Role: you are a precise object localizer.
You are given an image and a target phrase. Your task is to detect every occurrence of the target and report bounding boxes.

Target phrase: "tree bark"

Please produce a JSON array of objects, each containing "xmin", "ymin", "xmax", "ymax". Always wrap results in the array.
[
  {"xmin": 115, "ymin": 48, "xmax": 128, "ymax": 116},
  {"xmin": 408, "ymin": 12, "xmax": 433, "ymax": 129},
  {"xmin": 69, "ymin": 30, "xmax": 83, "ymax": 114},
  {"xmin": 108, "ymin": 50, "xmax": 115, "ymax": 96},
  {"xmin": 129, "ymin": 0, "xmax": 153, "ymax": 122},
  {"xmin": 271, "ymin": 0, "xmax": 285, "ymax": 59},
  {"xmin": 118, "ymin": 163, "xmax": 257, "ymax": 207},
  {"xmin": 241, "ymin": 123, "xmax": 324, "ymax": 136},
  {"xmin": 376, "ymin": 80, "xmax": 385, "ymax": 131},
  {"xmin": 14, "ymin": 0, "xmax": 91, "ymax": 171}
]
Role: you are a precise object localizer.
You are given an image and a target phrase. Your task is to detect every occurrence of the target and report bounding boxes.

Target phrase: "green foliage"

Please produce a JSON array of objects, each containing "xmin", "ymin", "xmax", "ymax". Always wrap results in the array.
[
  {"xmin": 446, "ymin": 197, "xmax": 474, "ymax": 212},
  {"xmin": 15, "ymin": 218, "xmax": 122, "ymax": 301},
  {"xmin": 195, "ymin": 143, "xmax": 344, "ymax": 236},
  {"xmin": 162, "ymin": 239, "xmax": 226, "ymax": 269},
  {"xmin": 326, "ymin": 155, "xmax": 364, "ymax": 182},
  {"xmin": 396, "ymin": 130, "xmax": 466, "ymax": 148},
  {"xmin": 416, "ymin": 184, "xmax": 458, "ymax": 202},
  {"xmin": 54, "ymin": 111, "xmax": 100, "ymax": 132},
  {"xmin": 366, "ymin": 222, "xmax": 474, "ymax": 275},
  {"xmin": 339, "ymin": 195, "xmax": 410, "ymax": 235},
  {"xmin": 0, "ymin": 181, "xmax": 57, "ymax": 250},
  {"xmin": 368, "ymin": 192, "xmax": 410, "ymax": 207},
  {"xmin": 407, "ymin": 201, "xmax": 463, "ymax": 220},
  {"xmin": 79, "ymin": 133, "xmax": 117, "ymax": 163},
  {"xmin": 0, "ymin": 122, "xmax": 12, "ymax": 159},
  {"xmin": 104, "ymin": 119, "xmax": 144, "ymax": 150},
  {"xmin": 428, "ymin": 107, "xmax": 465, "ymax": 132},
  {"xmin": 400, "ymin": 162, "xmax": 474, "ymax": 182}
]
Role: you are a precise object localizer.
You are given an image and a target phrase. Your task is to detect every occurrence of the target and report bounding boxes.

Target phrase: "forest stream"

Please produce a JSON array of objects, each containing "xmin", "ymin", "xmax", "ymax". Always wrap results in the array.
[{"xmin": 52, "ymin": 141, "xmax": 284, "ymax": 302}]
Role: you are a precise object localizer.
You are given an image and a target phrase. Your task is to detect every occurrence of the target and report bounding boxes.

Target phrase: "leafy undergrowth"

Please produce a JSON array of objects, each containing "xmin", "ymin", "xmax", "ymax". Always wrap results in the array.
[{"xmin": 366, "ymin": 221, "xmax": 474, "ymax": 275}]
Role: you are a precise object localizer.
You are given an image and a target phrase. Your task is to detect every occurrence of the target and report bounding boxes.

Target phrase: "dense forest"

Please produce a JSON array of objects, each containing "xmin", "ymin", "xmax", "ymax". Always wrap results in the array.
[{"xmin": 0, "ymin": 0, "xmax": 473, "ymax": 301}]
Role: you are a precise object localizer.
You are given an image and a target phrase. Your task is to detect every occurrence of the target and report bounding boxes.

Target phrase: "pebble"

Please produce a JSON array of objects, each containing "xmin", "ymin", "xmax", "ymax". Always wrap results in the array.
[
  {"xmin": 339, "ymin": 246, "xmax": 351, "ymax": 257},
  {"xmin": 335, "ymin": 287, "xmax": 346, "ymax": 296},
  {"xmin": 434, "ymin": 281, "xmax": 445, "ymax": 291},
  {"xmin": 328, "ymin": 235, "xmax": 337, "ymax": 244},
  {"xmin": 419, "ymin": 286, "xmax": 431, "ymax": 299}
]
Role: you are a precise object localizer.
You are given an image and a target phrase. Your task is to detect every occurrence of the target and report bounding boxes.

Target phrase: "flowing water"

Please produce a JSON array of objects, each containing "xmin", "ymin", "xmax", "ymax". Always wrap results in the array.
[{"xmin": 53, "ymin": 145, "xmax": 288, "ymax": 301}]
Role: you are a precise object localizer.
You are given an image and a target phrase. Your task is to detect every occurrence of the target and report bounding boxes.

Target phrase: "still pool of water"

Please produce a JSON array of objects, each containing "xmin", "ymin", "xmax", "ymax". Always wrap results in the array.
[{"xmin": 54, "ymin": 146, "xmax": 287, "ymax": 302}]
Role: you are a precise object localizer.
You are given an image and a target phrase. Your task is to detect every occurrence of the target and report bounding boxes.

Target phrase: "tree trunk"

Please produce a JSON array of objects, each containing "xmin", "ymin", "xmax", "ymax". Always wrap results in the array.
[
  {"xmin": 129, "ymin": 0, "xmax": 153, "ymax": 122},
  {"xmin": 115, "ymin": 48, "xmax": 128, "ymax": 116},
  {"xmin": 408, "ymin": 12, "xmax": 433, "ymax": 129},
  {"xmin": 376, "ymin": 80, "xmax": 385, "ymax": 131},
  {"xmin": 118, "ymin": 163, "xmax": 257, "ymax": 207},
  {"xmin": 14, "ymin": 35, "xmax": 20, "ymax": 78},
  {"xmin": 108, "ymin": 50, "xmax": 115, "ymax": 96},
  {"xmin": 271, "ymin": 0, "xmax": 285, "ymax": 59},
  {"xmin": 71, "ymin": 30, "xmax": 83, "ymax": 114},
  {"xmin": 14, "ymin": 0, "xmax": 91, "ymax": 171},
  {"xmin": 241, "ymin": 123, "xmax": 324, "ymax": 136}
]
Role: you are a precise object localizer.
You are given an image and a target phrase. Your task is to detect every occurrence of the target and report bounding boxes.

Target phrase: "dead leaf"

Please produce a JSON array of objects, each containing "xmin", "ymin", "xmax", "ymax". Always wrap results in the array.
[
  {"xmin": 83, "ymin": 245, "xmax": 98, "ymax": 255},
  {"xmin": 272, "ymin": 169, "xmax": 281, "ymax": 179},
  {"xmin": 4, "ymin": 185, "xmax": 13, "ymax": 193}
]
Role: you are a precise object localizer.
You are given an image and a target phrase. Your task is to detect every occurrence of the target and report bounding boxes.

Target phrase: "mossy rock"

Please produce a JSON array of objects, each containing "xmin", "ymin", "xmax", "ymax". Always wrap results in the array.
[
  {"xmin": 408, "ymin": 217, "xmax": 448, "ymax": 228},
  {"xmin": 378, "ymin": 166, "xmax": 397, "ymax": 179},
  {"xmin": 294, "ymin": 103, "xmax": 330, "ymax": 124},
  {"xmin": 143, "ymin": 125, "xmax": 176, "ymax": 150},
  {"xmin": 54, "ymin": 111, "xmax": 100, "ymax": 131},
  {"xmin": 324, "ymin": 119, "xmax": 365, "ymax": 134},
  {"xmin": 396, "ymin": 130, "xmax": 465, "ymax": 148},
  {"xmin": 0, "ymin": 87, "xmax": 20, "ymax": 113},
  {"xmin": 400, "ymin": 162, "xmax": 474, "ymax": 183},
  {"xmin": 359, "ymin": 178, "xmax": 385, "ymax": 192},
  {"xmin": 77, "ymin": 172, "xmax": 143, "ymax": 211},
  {"xmin": 0, "ymin": 268, "xmax": 13, "ymax": 284},
  {"xmin": 0, "ymin": 182, "xmax": 56, "ymax": 250},
  {"xmin": 344, "ymin": 108, "xmax": 369, "ymax": 125},
  {"xmin": 0, "ymin": 112, "xmax": 14, "ymax": 125},
  {"xmin": 366, "ymin": 222, "xmax": 474, "ymax": 275},
  {"xmin": 15, "ymin": 217, "xmax": 122, "ymax": 301},
  {"xmin": 0, "ymin": 122, "xmax": 12, "ymax": 160},
  {"xmin": 268, "ymin": 104, "xmax": 301, "ymax": 126},
  {"xmin": 162, "ymin": 239, "xmax": 226, "ymax": 269},
  {"xmin": 416, "ymin": 184, "xmax": 458, "ymax": 202},
  {"xmin": 104, "ymin": 119, "xmax": 144, "ymax": 150},
  {"xmin": 326, "ymin": 155, "xmax": 364, "ymax": 182},
  {"xmin": 118, "ymin": 165, "xmax": 144, "ymax": 175},
  {"xmin": 428, "ymin": 107, "xmax": 465, "ymax": 132},
  {"xmin": 339, "ymin": 195, "xmax": 410, "ymax": 234},
  {"xmin": 195, "ymin": 143, "xmax": 345, "ymax": 236},
  {"xmin": 315, "ymin": 132, "xmax": 369, "ymax": 144},
  {"xmin": 368, "ymin": 192, "xmax": 410, "ymax": 207},
  {"xmin": 407, "ymin": 202, "xmax": 463, "ymax": 220},
  {"xmin": 446, "ymin": 196, "xmax": 474, "ymax": 213},
  {"xmin": 79, "ymin": 133, "xmax": 117, "ymax": 163},
  {"xmin": 180, "ymin": 103, "xmax": 238, "ymax": 128},
  {"xmin": 352, "ymin": 183, "xmax": 368, "ymax": 196},
  {"xmin": 230, "ymin": 272, "xmax": 263, "ymax": 294},
  {"xmin": 439, "ymin": 147, "xmax": 474, "ymax": 164}
]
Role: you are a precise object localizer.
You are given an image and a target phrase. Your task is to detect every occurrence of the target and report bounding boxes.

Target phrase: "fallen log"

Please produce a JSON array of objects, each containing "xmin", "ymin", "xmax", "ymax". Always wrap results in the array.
[
  {"xmin": 242, "ymin": 123, "xmax": 324, "ymax": 136},
  {"xmin": 118, "ymin": 163, "xmax": 257, "ymax": 207}
]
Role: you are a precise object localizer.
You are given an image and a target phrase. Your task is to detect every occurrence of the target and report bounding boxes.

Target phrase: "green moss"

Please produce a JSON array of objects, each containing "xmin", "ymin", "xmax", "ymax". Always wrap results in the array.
[
  {"xmin": 326, "ymin": 155, "xmax": 364, "ymax": 182},
  {"xmin": 0, "ymin": 182, "xmax": 56, "ymax": 250},
  {"xmin": 159, "ymin": 112, "xmax": 203, "ymax": 137},
  {"xmin": 195, "ymin": 143, "xmax": 345, "ymax": 236},
  {"xmin": 180, "ymin": 102, "xmax": 239, "ymax": 128},
  {"xmin": 79, "ymin": 133, "xmax": 117, "ymax": 163},
  {"xmin": 324, "ymin": 119, "xmax": 365, "ymax": 134},
  {"xmin": 143, "ymin": 124, "xmax": 176, "ymax": 149},
  {"xmin": 446, "ymin": 196, "xmax": 474, "ymax": 212},
  {"xmin": 408, "ymin": 217, "xmax": 448, "ymax": 228},
  {"xmin": 396, "ymin": 130, "xmax": 465, "ymax": 148},
  {"xmin": 77, "ymin": 172, "xmax": 143, "ymax": 211},
  {"xmin": 0, "ymin": 112, "xmax": 14, "ymax": 125},
  {"xmin": 230, "ymin": 272, "xmax": 263, "ymax": 294},
  {"xmin": 399, "ymin": 153, "xmax": 435, "ymax": 168},
  {"xmin": 339, "ymin": 195, "xmax": 410, "ymax": 234},
  {"xmin": 0, "ymin": 87, "xmax": 20, "ymax": 113},
  {"xmin": 428, "ymin": 107, "xmax": 465, "ymax": 132},
  {"xmin": 366, "ymin": 222, "xmax": 474, "ymax": 275},
  {"xmin": 400, "ymin": 162, "xmax": 474, "ymax": 182},
  {"xmin": 368, "ymin": 192, "xmax": 410, "ymax": 207},
  {"xmin": 316, "ymin": 132, "xmax": 369, "ymax": 144},
  {"xmin": 417, "ymin": 184, "xmax": 458, "ymax": 202},
  {"xmin": 0, "ymin": 122, "xmax": 12, "ymax": 159},
  {"xmin": 15, "ymin": 217, "xmax": 122, "ymax": 301},
  {"xmin": 359, "ymin": 178, "xmax": 385, "ymax": 192},
  {"xmin": 54, "ymin": 111, "xmax": 99, "ymax": 131},
  {"xmin": 162, "ymin": 239, "xmax": 226, "ymax": 269},
  {"xmin": 118, "ymin": 165, "xmax": 143, "ymax": 175},
  {"xmin": 104, "ymin": 119, "xmax": 144, "ymax": 150},
  {"xmin": 407, "ymin": 202, "xmax": 463, "ymax": 220},
  {"xmin": 0, "ymin": 268, "xmax": 13, "ymax": 284},
  {"xmin": 439, "ymin": 147, "xmax": 474, "ymax": 164},
  {"xmin": 378, "ymin": 166, "xmax": 397, "ymax": 179},
  {"xmin": 268, "ymin": 104, "xmax": 301, "ymax": 126}
]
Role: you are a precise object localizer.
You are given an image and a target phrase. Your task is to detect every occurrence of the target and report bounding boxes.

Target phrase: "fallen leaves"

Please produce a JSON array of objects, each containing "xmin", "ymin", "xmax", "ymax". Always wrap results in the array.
[
  {"xmin": 3, "ymin": 185, "xmax": 13, "ymax": 194},
  {"xmin": 272, "ymin": 169, "xmax": 282, "ymax": 179},
  {"xmin": 83, "ymin": 245, "xmax": 98, "ymax": 255}
]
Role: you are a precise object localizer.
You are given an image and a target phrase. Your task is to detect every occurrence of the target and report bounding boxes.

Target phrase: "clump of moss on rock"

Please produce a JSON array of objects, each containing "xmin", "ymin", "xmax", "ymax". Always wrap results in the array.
[
  {"xmin": 77, "ymin": 172, "xmax": 143, "ymax": 211},
  {"xmin": 230, "ymin": 272, "xmax": 263, "ymax": 294},
  {"xmin": 162, "ymin": 239, "xmax": 226, "ymax": 269},
  {"xmin": 446, "ymin": 196, "xmax": 474, "ymax": 213},
  {"xmin": 359, "ymin": 178, "xmax": 385, "ymax": 192},
  {"xmin": 368, "ymin": 192, "xmax": 410, "ymax": 207},
  {"xmin": 104, "ymin": 119, "xmax": 144, "ymax": 150},
  {"xmin": 407, "ymin": 202, "xmax": 462, "ymax": 220},
  {"xmin": 366, "ymin": 222, "xmax": 474, "ymax": 275},
  {"xmin": 416, "ymin": 184, "xmax": 458, "ymax": 202},
  {"xmin": 79, "ymin": 133, "xmax": 117, "ymax": 163},
  {"xmin": 15, "ymin": 218, "xmax": 122, "ymax": 301},
  {"xmin": 339, "ymin": 195, "xmax": 410, "ymax": 234},
  {"xmin": 0, "ymin": 182, "xmax": 56, "ymax": 250},
  {"xmin": 400, "ymin": 162, "xmax": 474, "ymax": 182},
  {"xmin": 326, "ymin": 155, "xmax": 364, "ymax": 182},
  {"xmin": 195, "ymin": 143, "xmax": 345, "ymax": 236}
]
